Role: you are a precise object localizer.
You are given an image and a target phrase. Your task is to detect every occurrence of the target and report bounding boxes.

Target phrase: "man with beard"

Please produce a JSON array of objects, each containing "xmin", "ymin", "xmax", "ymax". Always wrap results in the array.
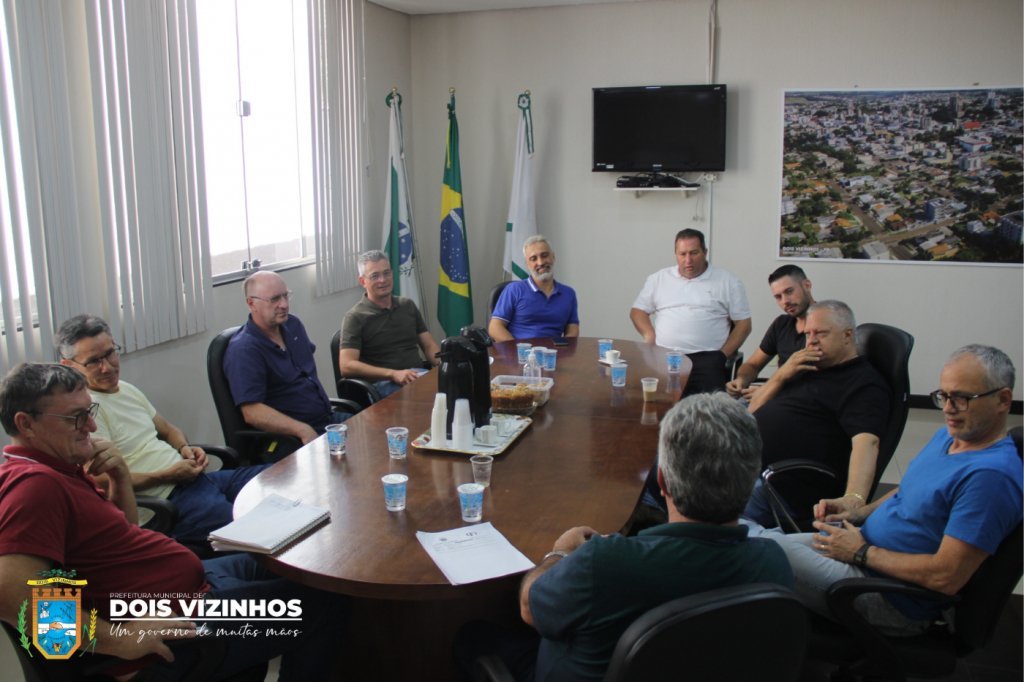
[
  {"xmin": 727, "ymin": 264, "xmax": 816, "ymax": 400},
  {"xmin": 488, "ymin": 236, "xmax": 580, "ymax": 341},
  {"xmin": 339, "ymin": 250, "xmax": 441, "ymax": 398}
]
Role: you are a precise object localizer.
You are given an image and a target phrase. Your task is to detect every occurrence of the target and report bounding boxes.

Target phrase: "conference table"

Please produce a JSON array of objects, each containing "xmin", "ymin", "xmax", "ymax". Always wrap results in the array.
[{"xmin": 233, "ymin": 337, "xmax": 691, "ymax": 677}]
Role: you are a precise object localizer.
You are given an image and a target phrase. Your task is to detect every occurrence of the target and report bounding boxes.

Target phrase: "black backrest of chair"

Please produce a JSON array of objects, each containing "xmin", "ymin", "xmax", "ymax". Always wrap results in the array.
[
  {"xmin": 602, "ymin": 583, "xmax": 807, "ymax": 682},
  {"xmin": 487, "ymin": 281, "xmax": 511, "ymax": 316},
  {"xmin": 856, "ymin": 323, "xmax": 914, "ymax": 498},
  {"xmin": 954, "ymin": 428, "xmax": 1024, "ymax": 651},
  {"xmin": 206, "ymin": 326, "xmax": 247, "ymax": 452},
  {"xmin": 330, "ymin": 329, "xmax": 343, "ymax": 388}
]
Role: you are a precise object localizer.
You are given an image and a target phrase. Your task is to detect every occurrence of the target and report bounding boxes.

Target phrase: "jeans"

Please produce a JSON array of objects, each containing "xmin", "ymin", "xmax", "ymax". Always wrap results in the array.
[
  {"xmin": 372, "ymin": 379, "xmax": 404, "ymax": 399},
  {"xmin": 146, "ymin": 553, "xmax": 349, "ymax": 681},
  {"xmin": 742, "ymin": 479, "xmax": 797, "ymax": 528},
  {"xmin": 167, "ymin": 465, "xmax": 269, "ymax": 543}
]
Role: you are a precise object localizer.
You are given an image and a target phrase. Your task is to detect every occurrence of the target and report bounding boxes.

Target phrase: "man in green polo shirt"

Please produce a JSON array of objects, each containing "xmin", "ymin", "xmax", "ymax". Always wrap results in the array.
[
  {"xmin": 339, "ymin": 250, "xmax": 440, "ymax": 398},
  {"xmin": 458, "ymin": 393, "xmax": 794, "ymax": 681}
]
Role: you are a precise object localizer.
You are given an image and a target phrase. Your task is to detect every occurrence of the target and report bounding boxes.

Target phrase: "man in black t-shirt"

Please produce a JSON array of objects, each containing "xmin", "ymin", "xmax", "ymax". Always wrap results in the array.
[
  {"xmin": 743, "ymin": 300, "xmax": 889, "ymax": 526},
  {"xmin": 727, "ymin": 264, "xmax": 815, "ymax": 400}
]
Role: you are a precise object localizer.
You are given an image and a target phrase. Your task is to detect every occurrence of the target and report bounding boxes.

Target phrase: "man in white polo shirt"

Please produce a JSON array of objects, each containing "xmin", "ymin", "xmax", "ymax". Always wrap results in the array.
[{"xmin": 630, "ymin": 228, "xmax": 752, "ymax": 395}]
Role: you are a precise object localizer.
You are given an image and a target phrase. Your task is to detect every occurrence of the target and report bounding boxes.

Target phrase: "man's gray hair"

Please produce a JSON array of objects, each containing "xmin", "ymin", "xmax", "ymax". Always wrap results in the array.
[
  {"xmin": 948, "ymin": 345, "xmax": 1016, "ymax": 391},
  {"xmin": 522, "ymin": 235, "xmax": 552, "ymax": 256},
  {"xmin": 658, "ymin": 392, "xmax": 762, "ymax": 523},
  {"xmin": 55, "ymin": 314, "xmax": 112, "ymax": 361},
  {"xmin": 357, "ymin": 250, "xmax": 388, "ymax": 276},
  {"xmin": 0, "ymin": 363, "xmax": 87, "ymax": 437},
  {"xmin": 807, "ymin": 300, "xmax": 856, "ymax": 331}
]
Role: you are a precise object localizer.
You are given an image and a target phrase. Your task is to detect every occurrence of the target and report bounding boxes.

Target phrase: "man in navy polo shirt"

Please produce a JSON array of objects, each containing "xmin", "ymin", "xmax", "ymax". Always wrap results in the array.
[
  {"xmin": 224, "ymin": 271, "xmax": 340, "ymax": 446},
  {"xmin": 488, "ymin": 236, "xmax": 580, "ymax": 341}
]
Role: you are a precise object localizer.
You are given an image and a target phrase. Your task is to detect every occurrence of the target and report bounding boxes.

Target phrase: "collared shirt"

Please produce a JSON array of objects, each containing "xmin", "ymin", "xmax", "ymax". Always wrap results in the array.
[
  {"xmin": 223, "ymin": 314, "xmax": 333, "ymax": 432},
  {"xmin": 631, "ymin": 264, "xmax": 751, "ymax": 353},
  {"xmin": 341, "ymin": 294, "xmax": 428, "ymax": 371},
  {"xmin": 491, "ymin": 278, "xmax": 579, "ymax": 339}
]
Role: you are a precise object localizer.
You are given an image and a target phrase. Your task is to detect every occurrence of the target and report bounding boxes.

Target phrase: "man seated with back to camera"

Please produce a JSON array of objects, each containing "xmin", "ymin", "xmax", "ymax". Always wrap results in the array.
[
  {"xmin": 455, "ymin": 393, "xmax": 793, "ymax": 682},
  {"xmin": 55, "ymin": 314, "xmax": 268, "ymax": 546},
  {"xmin": 726, "ymin": 264, "xmax": 816, "ymax": 401},
  {"xmin": 747, "ymin": 345, "xmax": 1022, "ymax": 635},
  {"xmin": 0, "ymin": 362, "xmax": 346, "ymax": 680},
  {"xmin": 339, "ymin": 250, "xmax": 440, "ymax": 399},
  {"xmin": 741, "ymin": 300, "xmax": 889, "ymax": 527}
]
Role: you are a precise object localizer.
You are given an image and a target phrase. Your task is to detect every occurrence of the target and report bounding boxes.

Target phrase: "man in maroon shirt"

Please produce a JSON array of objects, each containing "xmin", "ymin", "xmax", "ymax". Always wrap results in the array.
[{"xmin": 0, "ymin": 363, "xmax": 344, "ymax": 679}]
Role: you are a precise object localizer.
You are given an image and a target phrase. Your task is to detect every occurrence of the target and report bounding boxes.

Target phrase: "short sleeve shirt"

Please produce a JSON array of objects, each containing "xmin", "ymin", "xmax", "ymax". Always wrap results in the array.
[
  {"xmin": 340, "ymin": 295, "xmax": 428, "ymax": 371},
  {"xmin": 759, "ymin": 314, "xmax": 806, "ymax": 365},
  {"xmin": 491, "ymin": 278, "xmax": 579, "ymax": 340}
]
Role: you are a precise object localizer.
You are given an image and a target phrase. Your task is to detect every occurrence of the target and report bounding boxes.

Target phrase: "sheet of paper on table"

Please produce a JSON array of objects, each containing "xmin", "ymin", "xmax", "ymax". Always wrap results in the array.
[{"xmin": 416, "ymin": 523, "xmax": 536, "ymax": 585}]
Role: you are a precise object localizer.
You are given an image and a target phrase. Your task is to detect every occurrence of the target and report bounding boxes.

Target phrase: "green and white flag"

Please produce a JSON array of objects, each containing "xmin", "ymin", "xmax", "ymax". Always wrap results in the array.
[
  {"xmin": 383, "ymin": 90, "xmax": 422, "ymax": 310},
  {"xmin": 503, "ymin": 92, "xmax": 536, "ymax": 280}
]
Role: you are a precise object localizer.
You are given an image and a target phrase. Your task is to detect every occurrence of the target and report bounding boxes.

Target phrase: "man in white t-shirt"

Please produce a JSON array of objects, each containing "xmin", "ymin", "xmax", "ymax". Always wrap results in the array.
[
  {"xmin": 56, "ymin": 315, "xmax": 267, "ymax": 543},
  {"xmin": 630, "ymin": 228, "xmax": 752, "ymax": 394}
]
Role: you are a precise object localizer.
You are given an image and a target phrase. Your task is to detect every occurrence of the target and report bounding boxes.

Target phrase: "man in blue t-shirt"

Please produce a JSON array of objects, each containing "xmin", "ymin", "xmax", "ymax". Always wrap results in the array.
[
  {"xmin": 488, "ymin": 236, "xmax": 579, "ymax": 341},
  {"xmin": 755, "ymin": 344, "xmax": 1022, "ymax": 633}
]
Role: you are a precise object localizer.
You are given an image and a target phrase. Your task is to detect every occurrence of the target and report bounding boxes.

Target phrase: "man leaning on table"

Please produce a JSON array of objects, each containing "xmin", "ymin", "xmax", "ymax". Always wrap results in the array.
[
  {"xmin": 339, "ymin": 249, "xmax": 441, "ymax": 399},
  {"xmin": 488, "ymin": 235, "xmax": 580, "ymax": 342},
  {"xmin": 629, "ymin": 228, "xmax": 751, "ymax": 395},
  {"xmin": 456, "ymin": 392, "xmax": 793, "ymax": 681}
]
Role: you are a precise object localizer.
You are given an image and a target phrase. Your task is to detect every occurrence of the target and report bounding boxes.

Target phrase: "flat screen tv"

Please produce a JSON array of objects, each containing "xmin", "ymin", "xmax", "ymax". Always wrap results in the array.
[{"xmin": 592, "ymin": 84, "xmax": 727, "ymax": 173}]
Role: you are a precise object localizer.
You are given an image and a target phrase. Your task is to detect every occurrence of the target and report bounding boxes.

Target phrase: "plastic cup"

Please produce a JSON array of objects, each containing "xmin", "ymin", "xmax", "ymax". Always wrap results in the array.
[
  {"xmin": 471, "ymin": 455, "xmax": 493, "ymax": 488},
  {"xmin": 516, "ymin": 342, "xmax": 532, "ymax": 364},
  {"xmin": 666, "ymin": 349, "xmax": 684, "ymax": 374},
  {"xmin": 542, "ymin": 348, "xmax": 558, "ymax": 371},
  {"xmin": 386, "ymin": 427, "xmax": 409, "ymax": 459},
  {"xmin": 641, "ymin": 377, "xmax": 659, "ymax": 402},
  {"xmin": 326, "ymin": 423, "xmax": 347, "ymax": 456},
  {"xmin": 611, "ymin": 362, "xmax": 628, "ymax": 387},
  {"xmin": 457, "ymin": 482, "xmax": 484, "ymax": 522},
  {"xmin": 382, "ymin": 474, "xmax": 408, "ymax": 511},
  {"xmin": 598, "ymin": 339, "xmax": 613, "ymax": 361}
]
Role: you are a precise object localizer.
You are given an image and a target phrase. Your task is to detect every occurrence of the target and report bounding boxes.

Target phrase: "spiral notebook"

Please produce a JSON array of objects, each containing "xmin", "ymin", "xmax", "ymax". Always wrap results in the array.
[{"xmin": 208, "ymin": 494, "xmax": 330, "ymax": 554}]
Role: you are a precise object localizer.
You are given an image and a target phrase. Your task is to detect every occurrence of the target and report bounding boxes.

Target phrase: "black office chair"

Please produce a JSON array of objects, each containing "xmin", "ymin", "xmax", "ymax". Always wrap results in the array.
[
  {"xmin": 206, "ymin": 326, "xmax": 359, "ymax": 463},
  {"xmin": 487, "ymin": 281, "xmax": 511, "ymax": 316},
  {"xmin": 329, "ymin": 329, "xmax": 382, "ymax": 410},
  {"xmin": 473, "ymin": 583, "xmax": 807, "ymax": 682},
  {"xmin": 763, "ymin": 322, "xmax": 914, "ymax": 531},
  {"xmin": 808, "ymin": 427, "xmax": 1023, "ymax": 681}
]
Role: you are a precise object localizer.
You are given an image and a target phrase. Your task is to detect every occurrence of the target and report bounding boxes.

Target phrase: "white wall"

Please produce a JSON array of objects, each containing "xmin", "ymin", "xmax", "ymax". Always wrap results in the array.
[{"xmin": 403, "ymin": 0, "xmax": 1024, "ymax": 399}]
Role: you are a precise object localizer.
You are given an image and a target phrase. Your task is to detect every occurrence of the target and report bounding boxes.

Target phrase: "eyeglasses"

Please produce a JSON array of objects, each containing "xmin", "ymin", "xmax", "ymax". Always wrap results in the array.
[
  {"xmin": 364, "ymin": 269, "xmax": 393, "ymax": 283},
  {"xmin": 72, "ymin": 345, "xmax": 122, "ymax": 369},
  {"xmin": 929, "ymin": 387, "xmax": 1005, "ymax": 411},
  {"xmin": 35, "ymin": 402, "xmax": 100, "ymax": 430},
  {"xmin": 249, "ymin": 290, "xmax": 292, "ymax": 305}
]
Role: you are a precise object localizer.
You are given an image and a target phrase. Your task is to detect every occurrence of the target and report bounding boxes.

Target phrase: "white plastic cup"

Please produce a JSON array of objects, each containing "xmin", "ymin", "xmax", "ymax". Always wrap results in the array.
[
  {"xmin": 666, "ymin": 349, "xmax": 684, "ymax": 373},
  {"xmin": 470, "ymin": 455, "xmax": 493, "ymax": 488},
  {"xmin": 542, "ymin": 348, "xmax": 557, "ymax": 371},
  {"xmin": 326, "ymin": 423, "xmax": 347, "ymax": 456},
  {"xmin": 605, "ymin": 349, "xmax": 621, "ymax": 364},
  {"xmin": 382, "ymin": 474, "xmax": 408, "ymax": 511},
  {"xmin": 458, "ymin": 482, "xmax": 485, "ymax": 522},
  {"xmin": 611, "ymin": 362, "xmax": 628, "ymax": 387},
  {"xmin": 598, "ymin": 339, "xmax": 613, "ymax": 361},
  {"xmin": 516, "ymin": 343, "xmax": 532, "ymax": 364},
  {"xmin": 475, "ymin": 425, "xmax": 497, "ymax": 445},
  {"xmin": 386, "ymin": 426, "xmax": 409, "ymax": 459}
]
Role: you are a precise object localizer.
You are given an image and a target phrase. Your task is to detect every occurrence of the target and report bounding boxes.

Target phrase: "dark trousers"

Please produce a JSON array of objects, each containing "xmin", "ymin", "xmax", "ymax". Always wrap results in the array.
[{"xmin": 682, "ymin": 350, "xmax": 730, "ymax": 397}]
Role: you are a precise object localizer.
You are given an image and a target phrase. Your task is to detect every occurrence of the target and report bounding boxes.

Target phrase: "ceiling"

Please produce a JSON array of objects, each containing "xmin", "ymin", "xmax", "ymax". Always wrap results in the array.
[{"xmin": 368, "ymin": 0, "xmax": 647, "ymax": 16}]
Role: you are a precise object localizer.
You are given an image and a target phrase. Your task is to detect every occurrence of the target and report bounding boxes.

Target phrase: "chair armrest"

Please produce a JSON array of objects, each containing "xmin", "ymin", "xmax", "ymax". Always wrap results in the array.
[
  {"xmin": 192, "ymin": 444, "xmax": 242, "ymax": 469},
  {"xmin": 761, "ymin": 459, "xmax": 840, "ymax": 533},
  {"xmin": 137, "ymin": 496, "xmax": 178, "ymax": 534},
  {"xmin": 330, "ymin": 398, "xmax": 363, "ymax": 416},
  {"xmin": 822, "ymin": 576, "xmax": 958, "ymax": 677},
  {"xmin": 472, "ymin": 653, "xmax": 517, "ymax": 682},
  {"xmin": 336, "ymin": 377, "xmax": 382, "ymax": 407}
]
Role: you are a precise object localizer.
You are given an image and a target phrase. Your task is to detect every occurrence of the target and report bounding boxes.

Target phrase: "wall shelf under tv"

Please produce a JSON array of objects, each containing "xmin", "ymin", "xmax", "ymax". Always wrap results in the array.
[{"xmin": 614, "ymin": 185, "xmax": 700, "ymax": 198}]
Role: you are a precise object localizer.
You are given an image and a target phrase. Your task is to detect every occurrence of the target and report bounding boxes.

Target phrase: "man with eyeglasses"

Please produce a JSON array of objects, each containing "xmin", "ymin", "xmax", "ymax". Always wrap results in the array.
[
  {"xmin": 488, "ymin": 236, "xmax": 580, "ymax": 342},
  {"xmin": 339, "ymin": 250, "xmax": 440, "ymax": 398},
  {"xmin": 55, "ymin": 314, "xmax": 268, "ymax": 545},
  {"xmin": 751, "ymin": 344, "xmax": 1021, "ymax": 635},
  {"xmin": 224, "ymin": 271, "xmax": 341, "ymax": 445},
  {"xmin": 0, "ymin": 362, "xmax": 346, "ymax": 678}
]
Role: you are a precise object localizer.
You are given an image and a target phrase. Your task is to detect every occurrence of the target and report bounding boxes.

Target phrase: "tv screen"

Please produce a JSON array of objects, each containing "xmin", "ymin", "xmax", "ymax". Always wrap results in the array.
[{"xmin": 592, "ymin": 84, "xmax": 727, "ymax": 173}]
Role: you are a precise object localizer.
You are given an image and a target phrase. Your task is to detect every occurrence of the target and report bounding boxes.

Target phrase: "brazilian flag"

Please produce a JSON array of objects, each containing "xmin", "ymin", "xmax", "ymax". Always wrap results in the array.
[{"xmin": 437, "ymin": 93, "xmax": 473, "ymax": 336}]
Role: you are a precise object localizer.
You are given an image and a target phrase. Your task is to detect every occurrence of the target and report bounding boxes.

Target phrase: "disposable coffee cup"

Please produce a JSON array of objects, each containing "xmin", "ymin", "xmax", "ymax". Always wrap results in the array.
[
  {"xmin": 641, "ymin": 377, "xmax": 659, "ymax": 402},
  {"xmin": 605, "ymin": 349, "xmax": 621, "ymax": 364},
  {"xmin": 666, "ymin": 349, "xmax": 684, "ymax": 374},
  {"xmin": 326, "ymin": 424, "xmax": 347, "ymax": 456},
  {"xmin": 516, "ymin": 342, "xmax": 532, "ymax": 364},
  {"xmin": 457, "ymin": 482, "xmax": 484, "ymax": 522},
  {"xmin": 386, "ymin": 427, "xmax": 409, "ymax": 459},
  {"xmin": 542, "ymin": 348, "xmax": 558, "ymax": 371},
  {"xmin": 382, "ymin": 474, "xmax": 408, "ymax": 511},
  {"xmin": 611, "ymin": 362, "xmax": 628, "ymax": 387},
  {"xmin": 475, "ymin": 425, "xmax": 497, "ymax": 445},
  {"xmin": 470, "ymin": 455, "xmax": 493, "ymax": 488},
  {"xmin": 598, "ymin": 339, "xmax": 613, "ymax": 361}
]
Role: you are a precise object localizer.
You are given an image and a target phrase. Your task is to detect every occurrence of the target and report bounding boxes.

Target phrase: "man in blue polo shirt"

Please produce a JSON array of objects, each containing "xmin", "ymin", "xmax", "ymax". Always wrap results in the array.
[
  {"xmin": 223, "ymin": 271, "xmax": 340, "ymax": 446},
  {"xmin": 488, "ymin": 236, "xmax": 579, "ymax": 341}
]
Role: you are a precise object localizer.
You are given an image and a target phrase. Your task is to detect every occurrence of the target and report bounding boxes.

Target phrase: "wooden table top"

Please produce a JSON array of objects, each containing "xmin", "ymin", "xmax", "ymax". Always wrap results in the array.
[{"xmin": 233, "ymin": 337, "xmax": 691, "ymax": 600}]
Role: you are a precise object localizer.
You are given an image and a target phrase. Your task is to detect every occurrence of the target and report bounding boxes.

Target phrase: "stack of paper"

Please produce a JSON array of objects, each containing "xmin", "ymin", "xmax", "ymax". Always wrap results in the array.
[
  {"xmin": 209, "ymin": 494, "xmax": 330, "ymax": 554},
  {"xmin": 416, "ymin": 523, "xmax": 535, "ymax": 585}
]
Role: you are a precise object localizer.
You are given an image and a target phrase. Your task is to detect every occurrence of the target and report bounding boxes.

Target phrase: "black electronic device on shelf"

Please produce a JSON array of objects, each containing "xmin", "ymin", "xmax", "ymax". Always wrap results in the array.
[{"xmin": 616, "ymin": 172, "xmax": 701, "ymax": 189}]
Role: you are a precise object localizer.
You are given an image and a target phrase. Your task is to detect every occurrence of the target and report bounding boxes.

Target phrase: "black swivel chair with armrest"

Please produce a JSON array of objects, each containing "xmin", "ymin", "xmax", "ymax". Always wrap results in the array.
[
  {"xmin": 472, "ymin": 582, "xmax": 808, "ymax": 682},
  {"xmin": 487, "ymin": 281, "xmax": 511, "ymax": 317},
  {"xmin": 330, "ymin": 329, "xmax": 382, "ymax": 410},
  {"xmin": 206, "ymin": 326, "xmax": 359, "ymax": 464},
  {"xmin": 807, "ymin": 426, "xmax": 1023, "ymax": 681},
  {"xmin": 763, "ymin": 322, "xmax": 914, "ymax": 532}
]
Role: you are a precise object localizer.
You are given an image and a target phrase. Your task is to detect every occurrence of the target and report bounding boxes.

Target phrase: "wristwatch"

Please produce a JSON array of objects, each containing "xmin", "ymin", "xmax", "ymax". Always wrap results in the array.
[{"xmin": 853, "ymin": 543, "xmax": 871, "ymax": 568}]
